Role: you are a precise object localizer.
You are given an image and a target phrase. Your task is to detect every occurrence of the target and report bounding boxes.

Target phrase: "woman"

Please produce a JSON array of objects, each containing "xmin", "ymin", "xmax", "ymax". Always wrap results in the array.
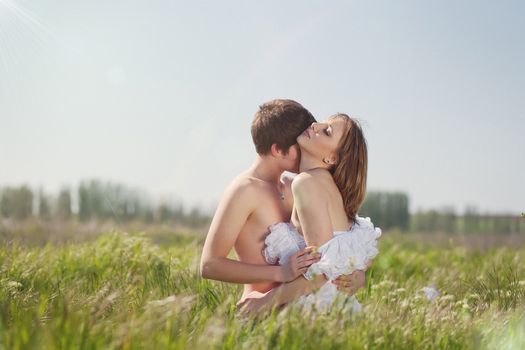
[{"xmin": 237, "ymin": 113, "xmax": 382, "ymax": 314}]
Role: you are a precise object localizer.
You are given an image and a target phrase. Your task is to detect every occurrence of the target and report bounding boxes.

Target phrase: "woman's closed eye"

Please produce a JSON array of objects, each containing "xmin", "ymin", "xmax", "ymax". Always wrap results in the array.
[{"xmin": 323, "ymin": 127, "xmax": 332, "ymax": 136}]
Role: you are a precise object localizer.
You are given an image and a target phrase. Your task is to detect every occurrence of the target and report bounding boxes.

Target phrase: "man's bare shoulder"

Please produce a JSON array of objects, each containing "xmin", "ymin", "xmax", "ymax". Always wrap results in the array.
[{"xmin": 223, "ymin": 174, "xmax": 270, "ymax": 201}]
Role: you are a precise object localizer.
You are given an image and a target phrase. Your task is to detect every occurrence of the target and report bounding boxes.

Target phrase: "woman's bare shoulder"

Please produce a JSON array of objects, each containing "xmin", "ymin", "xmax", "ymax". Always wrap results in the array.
[
  {"xmin": 292, "ymin": 170, "xmax": 331, "ymax": 199},
  {"xmin": 293, "ymin": 169, "xmax": 331, "ymax": 185}
]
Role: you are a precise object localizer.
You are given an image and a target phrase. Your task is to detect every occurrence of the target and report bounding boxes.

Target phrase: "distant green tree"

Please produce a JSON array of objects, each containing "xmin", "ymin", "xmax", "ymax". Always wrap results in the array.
[
  {"xmin": 38, "ymin": 187, "xmax": 51, "ymax": 220},
  {"xmin": 0, "ymin": 186, "xmax": 33, "ymax": 220},
  {"xmin": 464, "ymin": 205, "xmax": 480, "ymax": 234},
  {"xmin": 78, "ymin": 179, "xmax": 150, "ymax": 222},
  {"xmin": 140, "ymin": 207, "xmax": 154, "ymax": 223},
  {"xmin": 156, "ymin": 202, "xmax": 172, "ymax": 222},
  {"xmin": 360, "ymin": 191, "xmax": 410, "ymax": 231},
  {"xmin": 56, "ymin": 188, "xmax": 72, "ymax": 220},
  {"xmin": 438, "ymin": 206, "xmax": 457, "ymax": 234},
  {"xmin": 173, "ymin": 204, "xmax": 185, "ymax": 223},
  {"xmin": 78, "ymin": 182, "xmax": 92, "ymax": 222},
  {"xmin": 493, "ymin": 215, "xmax": 513, "ymax": 234},
  {"xmin": 187, "ymin": 207, "xmax": 201, "ymax": 227}
]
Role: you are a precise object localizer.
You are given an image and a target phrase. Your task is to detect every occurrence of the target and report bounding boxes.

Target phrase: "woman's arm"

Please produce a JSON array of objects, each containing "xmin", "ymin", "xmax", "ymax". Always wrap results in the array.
[
  {"xmin": 293, "ymin": 171, "xmax": 370, "ymax": 295},
  {"xmin": 274, "ymin": 172, "xmax": 335, "ymax": 297},
  {"xmin": 238, "ymin": 172, "xmax": 372, "ymax": 314},
  {"xmin": 237, "ymin": 173, "xmax": 335, "ymax": 313},
  {"xmin": 291, "ymin": 172, "xmax": 334, "ymax": 247}
]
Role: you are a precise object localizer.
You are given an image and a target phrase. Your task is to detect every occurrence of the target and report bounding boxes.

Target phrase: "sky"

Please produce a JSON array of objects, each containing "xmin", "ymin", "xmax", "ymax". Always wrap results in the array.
[{"xmin": 0, "ymin": 0, "xmax": 523, "ymax": 215}]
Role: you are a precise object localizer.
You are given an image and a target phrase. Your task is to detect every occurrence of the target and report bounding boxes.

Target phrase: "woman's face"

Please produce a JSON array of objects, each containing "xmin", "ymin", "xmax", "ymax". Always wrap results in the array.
[{"xmin": 297, "ymin": 117, "xmax": 348, "ymax": 163}]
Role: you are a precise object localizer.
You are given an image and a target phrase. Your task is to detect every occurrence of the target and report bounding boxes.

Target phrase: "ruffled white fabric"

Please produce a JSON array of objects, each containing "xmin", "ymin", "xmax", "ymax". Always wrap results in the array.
[
  {"xmin": 263, "ymin": 222, "xmax": 307, "ymax": 265},
  {"xmin": 262, "ymin": 215, "xmax": 382, "ymax": 312}
]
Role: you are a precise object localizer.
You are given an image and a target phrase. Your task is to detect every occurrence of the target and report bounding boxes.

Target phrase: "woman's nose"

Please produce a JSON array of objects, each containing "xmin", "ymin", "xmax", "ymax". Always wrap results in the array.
[{"xmin": 311, "ymin": 122, "xmax": 325, "ymax": 132}]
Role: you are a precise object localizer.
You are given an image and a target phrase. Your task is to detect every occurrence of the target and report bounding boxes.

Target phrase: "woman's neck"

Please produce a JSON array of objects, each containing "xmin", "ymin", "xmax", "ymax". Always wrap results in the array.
[{"xmin": 299, "ymin": 154, "xmax": 330, "ymax": 173}]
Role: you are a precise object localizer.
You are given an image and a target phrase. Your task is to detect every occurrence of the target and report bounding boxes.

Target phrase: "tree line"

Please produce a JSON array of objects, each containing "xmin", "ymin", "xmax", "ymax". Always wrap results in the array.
[
  {"xmin": 359, "ymin": 192, "xmax": 524, "ymax": 234},
  {"xmin": 0, "ymin": 181, "xmax": 523, "ymax": 233},
  {"xmin": 0, "ymin": 180, "xmax": 210, "ymax": 228}
]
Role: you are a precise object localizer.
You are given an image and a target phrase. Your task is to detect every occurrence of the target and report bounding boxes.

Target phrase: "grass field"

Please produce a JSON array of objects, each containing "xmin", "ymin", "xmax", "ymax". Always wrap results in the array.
[{"xmin": 1, "ymin": 229, "xmax": 524, "ymax": 349}]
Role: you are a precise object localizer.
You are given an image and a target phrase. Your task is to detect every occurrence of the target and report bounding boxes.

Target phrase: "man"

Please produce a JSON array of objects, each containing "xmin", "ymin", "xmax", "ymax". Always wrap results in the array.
[{"xmin": 199, "ymin": 99, "xmax": 366, "ymax": 304}]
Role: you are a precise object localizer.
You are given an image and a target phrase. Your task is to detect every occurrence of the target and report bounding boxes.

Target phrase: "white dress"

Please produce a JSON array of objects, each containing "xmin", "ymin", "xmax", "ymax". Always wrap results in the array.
[{"xmin": 262, "ymin": 215, "xmax": 382, "ymax": 313}]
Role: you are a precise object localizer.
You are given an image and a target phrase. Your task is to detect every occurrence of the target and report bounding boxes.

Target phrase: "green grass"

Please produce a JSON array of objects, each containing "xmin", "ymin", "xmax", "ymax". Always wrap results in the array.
[{"xmin": 1, "ymin": 231, "xmax": 524, "ymax": 349}]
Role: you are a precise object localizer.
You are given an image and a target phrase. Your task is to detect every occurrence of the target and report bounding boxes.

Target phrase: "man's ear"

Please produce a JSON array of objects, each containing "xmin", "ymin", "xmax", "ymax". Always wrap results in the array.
[{"xmin": 270, "ymin": 144, "xmax": 286, "ymax": 158}]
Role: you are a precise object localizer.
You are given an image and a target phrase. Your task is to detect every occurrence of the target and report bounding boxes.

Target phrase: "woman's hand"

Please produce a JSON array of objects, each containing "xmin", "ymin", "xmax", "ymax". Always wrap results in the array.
[
  {"xmin": 279, "ymin": 246, "xmax": 321, "ymax": 282},
  {"xmin": 332, "ymin": 269, "xmax": 366, "ymax": 295}
]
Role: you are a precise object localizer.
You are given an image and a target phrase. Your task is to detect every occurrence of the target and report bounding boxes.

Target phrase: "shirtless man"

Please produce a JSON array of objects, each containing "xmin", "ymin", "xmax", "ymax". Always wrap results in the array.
[{"xmin": 199, "ymin": 99, "xmax": 365, "ymax": 302}]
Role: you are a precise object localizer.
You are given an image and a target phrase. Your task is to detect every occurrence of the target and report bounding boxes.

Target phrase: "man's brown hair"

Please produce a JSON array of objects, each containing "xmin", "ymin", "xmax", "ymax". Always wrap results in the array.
[{"xmin": 251, "ymin": 99, "xmax": 316, "ymax": 155}]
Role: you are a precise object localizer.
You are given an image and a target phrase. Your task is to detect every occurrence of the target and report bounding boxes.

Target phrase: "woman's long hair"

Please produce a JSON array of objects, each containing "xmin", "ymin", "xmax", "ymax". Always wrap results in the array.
[{"xmin": 329, "ymin": 114, "xmax": 368, "ymax": 227}]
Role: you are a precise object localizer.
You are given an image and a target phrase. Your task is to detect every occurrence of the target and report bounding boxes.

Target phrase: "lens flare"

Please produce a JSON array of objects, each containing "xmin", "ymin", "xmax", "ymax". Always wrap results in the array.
[{"xmin": 0, "ymin": 0, "xmax": 55, "ymax": 101}]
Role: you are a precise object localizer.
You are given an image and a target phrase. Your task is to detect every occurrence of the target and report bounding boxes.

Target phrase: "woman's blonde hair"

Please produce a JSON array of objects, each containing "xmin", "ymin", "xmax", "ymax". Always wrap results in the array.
[{"xmin": 329, "ymin": 113, "xmax": 368, "ymax": 227}]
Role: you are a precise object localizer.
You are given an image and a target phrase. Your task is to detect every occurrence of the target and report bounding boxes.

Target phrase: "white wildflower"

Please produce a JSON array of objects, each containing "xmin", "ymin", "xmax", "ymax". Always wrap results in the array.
[
  {"xmin": 413, "ymin": 295, "xmax": 423, "ymax": 302},
  {"xmin": 378, "ymin": 280, "xmax": 394, "ymax": 287},
  {"xmin": 421, "ymin": 286, "xmax": 440, "ymax": 301},
  {"xmin": 7, "ymin": 281, "xmax": 23, "ymax": 289},
  {"xmin": 440, "ymin": 294, "xmax": 455, "ymax": 302},
  {"xmin": 147, "ymin": 295, "xmax": 177, "ymax": 307}
]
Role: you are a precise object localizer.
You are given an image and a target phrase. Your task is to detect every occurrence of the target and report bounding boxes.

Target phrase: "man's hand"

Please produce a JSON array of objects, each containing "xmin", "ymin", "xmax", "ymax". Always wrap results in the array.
[
  {"xmin": 236, "ymin": 290, "xmax": 277, "ymax": 316},
  {"xmin": 279, "ymin": 246, "xmax": 321, "ymax": 282},
  {"xmin": 332, "ymin": 269, "xmax": 366, "ymax": 295}
]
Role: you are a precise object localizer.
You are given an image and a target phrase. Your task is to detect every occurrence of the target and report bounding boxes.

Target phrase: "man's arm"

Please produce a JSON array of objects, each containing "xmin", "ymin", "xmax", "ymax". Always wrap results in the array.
[
  {"xmin": 200, "ymin": 181, "xmax": 317, "ymax": 284},
  {"xmin": 266, "ymin": 265, "xmax": 370, "ymax": 306},
  {"xmin": 200, "ymin": 181, "xmax": 283, "ymax": 283},
  {"xmin": 333, "ymin": 259, "xmax": 372, "ymax": 290},
  {"xmin": 237, "ymin": 273, "xmax": 327, "ymax": 314}
]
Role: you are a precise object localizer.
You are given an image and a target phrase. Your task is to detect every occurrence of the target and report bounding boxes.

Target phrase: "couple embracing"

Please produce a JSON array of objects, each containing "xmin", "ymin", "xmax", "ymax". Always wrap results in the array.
[{"xmin": 200, "ymin": 99, "xmax": 382, "ymax": 315}]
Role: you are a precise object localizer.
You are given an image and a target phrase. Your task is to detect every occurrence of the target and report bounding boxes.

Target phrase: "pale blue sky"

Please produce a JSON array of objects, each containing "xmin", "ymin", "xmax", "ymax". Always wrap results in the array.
[{"xmin": 0, "ymin": 0, "xmax": 523, "ymax": 214}]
